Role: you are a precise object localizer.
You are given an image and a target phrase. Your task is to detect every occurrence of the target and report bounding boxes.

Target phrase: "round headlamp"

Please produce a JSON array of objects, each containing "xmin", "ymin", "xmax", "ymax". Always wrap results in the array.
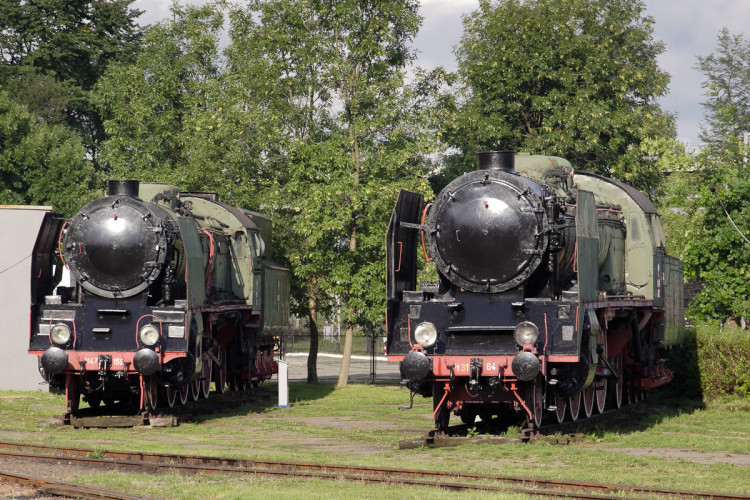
[
  {"xmin": 513, "ymin": 321, "xmax": 539, "ymax": 347},
  {"xmin": 139, "ymin": 324, "xmax": 160, "ymax": 346},
  {"xmin": 50, "ymin": 323, "xmax": 72, "ymax": 345},
  {"xmin": 414, "ymin": 322, "xmax": 438, "ymax": 348}
]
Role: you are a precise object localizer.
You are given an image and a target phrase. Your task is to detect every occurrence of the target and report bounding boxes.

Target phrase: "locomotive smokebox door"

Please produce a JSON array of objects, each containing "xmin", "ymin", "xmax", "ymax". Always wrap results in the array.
[{"xmin": 424, "ymin": 168, "xmax": 548, "ymax": 293}]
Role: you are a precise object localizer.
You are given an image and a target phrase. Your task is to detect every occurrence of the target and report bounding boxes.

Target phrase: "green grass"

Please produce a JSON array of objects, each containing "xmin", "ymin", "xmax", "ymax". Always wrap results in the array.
[{"xmin": 1, "ymin": 384, "xmax": 749, "ymax": 498}]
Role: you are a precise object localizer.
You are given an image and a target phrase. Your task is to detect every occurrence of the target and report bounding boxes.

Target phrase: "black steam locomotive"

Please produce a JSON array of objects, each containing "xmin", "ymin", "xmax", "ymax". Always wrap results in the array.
[
  {"xmin": 30, "ymin": 180, "xmax": 289, "ymax": 417},
  {"xmin": 386, "ymin": 152, "xmax": 683, "ymax": 430}
]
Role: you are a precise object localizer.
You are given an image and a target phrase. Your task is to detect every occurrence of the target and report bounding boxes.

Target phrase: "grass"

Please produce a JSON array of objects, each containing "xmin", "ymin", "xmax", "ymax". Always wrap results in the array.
[{"xmin": 1, "ymin": 384, "xmax": 749, "ymax": 498}]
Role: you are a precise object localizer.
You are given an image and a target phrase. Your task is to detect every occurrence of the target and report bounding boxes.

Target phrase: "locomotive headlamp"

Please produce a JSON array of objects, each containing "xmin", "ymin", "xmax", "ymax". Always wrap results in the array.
[
  {"xmin": 513, "ymin": 321, "xmax": 539, "ymax": 347},
  {"xmin": 50, "ymin": 323, "xmax": 71, "ymax": 345},
  {"xmin": 139, "ymin": 324, "xmax": 160, "ymax": 346},
  {"xmin": 414, "ymin": 322, "xmax": 438, "ymax": 347}
]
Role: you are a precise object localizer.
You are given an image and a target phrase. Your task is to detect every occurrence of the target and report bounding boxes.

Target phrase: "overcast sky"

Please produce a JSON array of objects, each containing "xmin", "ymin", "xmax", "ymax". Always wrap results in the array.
[{"xmin": 134, "ymin": 0, "xmax": 750, "ymax": 146}]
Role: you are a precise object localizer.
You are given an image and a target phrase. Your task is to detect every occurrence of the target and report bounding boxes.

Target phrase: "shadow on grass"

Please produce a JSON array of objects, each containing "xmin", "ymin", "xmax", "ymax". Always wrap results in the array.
[
  {"xmin": 584, "ymin": 328, "xmax": 706, "ymax": 438},
  {"xmin": 184, "ymin": 381, "xmax": 338, "ymax": 421}
]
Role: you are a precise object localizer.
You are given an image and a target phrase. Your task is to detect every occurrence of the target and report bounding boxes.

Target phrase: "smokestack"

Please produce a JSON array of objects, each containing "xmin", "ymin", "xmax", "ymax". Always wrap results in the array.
[
  {"xmin": 107, "ymin": 180, "xmax": 140, "ymax": 197},
  {"xmin": 478, "ymin": 151, "xmax": 515, "ymax": 172}
]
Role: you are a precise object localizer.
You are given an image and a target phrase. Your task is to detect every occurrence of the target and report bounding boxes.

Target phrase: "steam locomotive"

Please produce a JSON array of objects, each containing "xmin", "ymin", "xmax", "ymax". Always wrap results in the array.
[
  {"xmin": 29, "ymin": 180, "xmax": 290, "ymax": 417},
  {"xmin": 386, "ymin": 152, "xmax": 683, "ymax": 430}
]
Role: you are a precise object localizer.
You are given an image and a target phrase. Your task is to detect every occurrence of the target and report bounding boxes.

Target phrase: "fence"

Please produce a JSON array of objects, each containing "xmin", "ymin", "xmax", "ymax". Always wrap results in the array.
[{"xmin": 279, "ymin": 329, "xmax": 385, "ymax": 357}]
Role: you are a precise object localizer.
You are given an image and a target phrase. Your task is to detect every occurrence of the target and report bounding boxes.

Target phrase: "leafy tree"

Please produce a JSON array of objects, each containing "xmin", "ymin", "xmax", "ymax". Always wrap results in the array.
[
  {"xmin": 0, "ymin": 0, "xmax": 144, "ymax": 158},
  {"xmin": 0, "ymin": 91, "xmax": 98, "ymax": 216},
  {"xmin": 662, "ymin": 28, "xmax": 750, "ymax": 324},
  {"xmin": 663, "ymin": 140, "xmax": 750, "ymax": 322},
  {"xmin": 447, "ymin": 0, "xmax": 674, "ymax": 193},
  {"xmin": 94, "ymin": 1, "xmax": 269, "ymax": 199},
  {"xmin": 226, "ymin": 0, "xmax": 436, "ymax": 384},
  {"xmin": 95, "ymin": 0, "xmax": 440, "ymax": 383},
  {"xmin": 695, "ymin": 28, "xmax": 750, "ymax": 151}
]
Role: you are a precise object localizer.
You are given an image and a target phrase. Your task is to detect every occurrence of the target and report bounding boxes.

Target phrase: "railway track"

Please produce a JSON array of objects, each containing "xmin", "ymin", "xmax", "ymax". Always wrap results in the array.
[
  {"xmin": 0, "ymin": 440, "xmax": 747, "ymax": 499},
  {"xmin": 400, "ymin": 401, "xmax": 662, "ymax": 449},
  {"xmin": 55, "ymin": 387, "xmax": 273, "ymax": 428},
  {"xmin": 0, "ymin": 469, "xmax": 157, "ymax": 500}
]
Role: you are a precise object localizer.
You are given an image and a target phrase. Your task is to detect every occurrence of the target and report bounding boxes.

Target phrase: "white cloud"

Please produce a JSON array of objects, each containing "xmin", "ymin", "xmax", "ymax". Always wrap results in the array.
[{"xmin": 646, "ymin": 0, "xmax": 750, "ymax": 145}]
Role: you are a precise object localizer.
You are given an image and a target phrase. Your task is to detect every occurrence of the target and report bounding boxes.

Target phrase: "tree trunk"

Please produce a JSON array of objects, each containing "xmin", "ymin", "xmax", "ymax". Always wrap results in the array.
[
  {"xmin": 336, "ymin": 321, "xmax": 354, "ymax": 388},
  {"xmin": 307, "ymin": 277, "xmax": 320, "ymax": 383}
]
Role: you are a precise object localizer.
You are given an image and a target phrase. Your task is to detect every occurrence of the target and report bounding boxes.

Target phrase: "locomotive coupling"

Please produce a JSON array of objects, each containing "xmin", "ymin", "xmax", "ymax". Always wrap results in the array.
[
  {"xmin": 41, "ymin": 347, "xmax": 68, "ymax": 377},
  {"xmin": 401, "ymin": 350, "xmax": 431, "ymax": 381},
  {"xmin": 512, "ymin": 351, "xmax": 541, "ymax": 381},
  {"xmin": 133, "ymin": 348, "xmax": 160, "ymax": 376}
]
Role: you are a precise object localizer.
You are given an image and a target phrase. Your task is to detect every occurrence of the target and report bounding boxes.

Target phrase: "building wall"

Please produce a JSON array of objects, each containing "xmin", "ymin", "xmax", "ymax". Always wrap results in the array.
[{"xmin": 0, "ymin": 206, "xmax": 52, "ymax": 391}]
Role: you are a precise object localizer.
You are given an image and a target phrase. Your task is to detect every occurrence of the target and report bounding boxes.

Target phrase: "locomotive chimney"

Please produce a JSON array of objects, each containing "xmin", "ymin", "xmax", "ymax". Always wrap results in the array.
[
  {"xmin": 478, "ymin": 151, "xmax": 515, "ymax": 172},
  {"xmin": 107, "ymin": 180, "xmax": 140, "ymax": 197}
]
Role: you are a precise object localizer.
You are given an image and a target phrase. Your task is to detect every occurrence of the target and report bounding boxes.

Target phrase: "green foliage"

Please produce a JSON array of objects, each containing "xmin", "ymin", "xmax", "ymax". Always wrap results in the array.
[
  {"xmin": 663, "ymin": 327, "xmax": 703, "ymax": 399},
  {"xmin": 0, "ymin": 91, "xmax": 99, "ymax": 215},
  {"xmin": 662, "ymin": 135, "xmax": 750, "ymax": 320},
  {"xmin": 670, "ymin": 325, "xmax": 750, "ymax": 399},
  {"xmin": 0, "ymin": 0, "xmax": 143, "ymax": 88},
  {"xmin": 95, "ymin": 3, "xmax": 240, "ymax": 189},
  {"xmin": 225, "ymin": 0, "xmax": 438, "ymax": 328},
  {"xmin": 661, "ymin": 27, "xmax": 750, "ymax": 322},
  {"xmin": 0, "ymin": 0, "xmax": 144, "ymax": 156},
  {"xmin": 695, "ymin": 28, "xmax": 750, "ymax": 150},
  {"xmin": 447, "ymin": 0, "xmax": 674, "ymax": 193}
]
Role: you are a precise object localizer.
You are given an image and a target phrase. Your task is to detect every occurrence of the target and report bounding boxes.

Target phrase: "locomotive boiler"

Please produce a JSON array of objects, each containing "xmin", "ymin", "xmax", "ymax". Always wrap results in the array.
[
  {"xmin": 29, "ymin": 180, "xmax": 290, "ymax": 418},
  {"xmin": 386, "ymin": 152, "xmax": 683, "ymax": 430}
]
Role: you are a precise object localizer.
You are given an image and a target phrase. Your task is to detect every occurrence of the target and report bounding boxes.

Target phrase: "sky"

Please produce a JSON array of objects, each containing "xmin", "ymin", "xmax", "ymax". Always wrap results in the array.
[{"xmin": 133, "ymin": 0, "xmax": 750, "ymax": 147}]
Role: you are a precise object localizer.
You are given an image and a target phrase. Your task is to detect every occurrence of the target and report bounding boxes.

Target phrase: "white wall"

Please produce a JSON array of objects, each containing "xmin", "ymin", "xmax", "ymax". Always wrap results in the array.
[{"xmin": 0, "ymin": 206, "xmax": 52, "ymax": 391}]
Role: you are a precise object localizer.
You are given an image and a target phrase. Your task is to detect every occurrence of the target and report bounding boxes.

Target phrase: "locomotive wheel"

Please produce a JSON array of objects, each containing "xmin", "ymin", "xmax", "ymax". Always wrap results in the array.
[
  {"xmin": 141, "ymin": 376, "xmax": 158, "ymax": 412},
  {"xmin": 213, "ymin": 349, "xmax": 227, "ymax": 394},
  {"xmin": 200, "ymin": 356, "xmax": 212, "ymax": 399},
  {"xmin": 607, "ymin": 354, "xmax": 624, "ymax": 409},
  {"xmin": 432, "ymin": 382, "xmax": 450, "ymax": 431},
  {"xmin": 178, "ymin": 383, "xmax": 189, "ymax": 405},
  {"xmin": 166, "ymin": 386, "xmax": 178, "ymax": 408},
  {"xmin": 525, "ymin": 379, "xmax": 544, "ymax": 429},
  {"xmin": 65, "ymin": 374, "xmax": 80, "ymax": 414},
  {"xmin": 568, "ymin": 392, "xmax": 581, "ymax": 421},
  {"xmin": 553, "ymin": 394, "xmax": 567, "ymax": 424},
  {"xmin": 595, "ymin": 378, "xmax": 608, "ymax": 414},
  {"xmin": 190, "ymin": 374, "xmax": 201, "ymax": 401},
  {"xmin": 583, "ymin": 384, "xmax": 595, "ymax": 418}
]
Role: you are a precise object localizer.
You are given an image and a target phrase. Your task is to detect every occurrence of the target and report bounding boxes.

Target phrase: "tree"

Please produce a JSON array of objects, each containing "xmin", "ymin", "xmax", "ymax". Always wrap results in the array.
[
  {"xmin": 447, "ymin": 0, "xmax": 674, "ymax": 193},
  {"xmin": 695, "ymin": 28, "xmax": 750, "ymax": 151},
  {"xmin": 663, "ymin": 140, "xmax": 750, "ymax": 323},
  {"xmin": 0, "ymin": 0, "xmax": 144, "ymax": 159},
  {"xmin": 0, "ymin": 91, "xmax": 98, "ymax": 216},
  {"xmin": 225, "ymin": 0, "xmax": 437, "ymax": 385},
  {"xmin": 94, "ymin": 1, "xmax": 441, "ymax": 382},
  {"xmin": 94, "ymin": 1, "xmax": 270, "ymax": 200},
  {"xmin": 224, "ymin": 1, "xmax": 339, "ymax": 382},
  {"xmin": 662, "ymin": 28, "xmax": 750, "ymax": 324}
]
